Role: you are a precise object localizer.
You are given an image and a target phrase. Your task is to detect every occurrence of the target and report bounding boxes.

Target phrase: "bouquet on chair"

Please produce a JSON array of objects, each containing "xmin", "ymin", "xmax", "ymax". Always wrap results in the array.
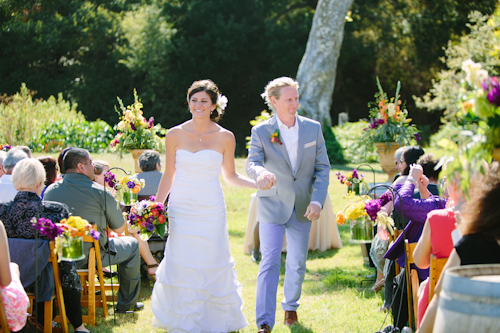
[
  {"xmin": 33, "ymin": 215, "xmax": 100, "ymax": 262},
  {"xmin": 128, "ymin": 195, "xmax": 167, "ymax": 240}
]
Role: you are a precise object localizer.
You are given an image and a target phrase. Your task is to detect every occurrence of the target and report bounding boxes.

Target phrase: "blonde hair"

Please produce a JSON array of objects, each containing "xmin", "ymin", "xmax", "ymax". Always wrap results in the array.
[
  {"xmin": 12, "ymin": 158, "xmax": 46, "ymax": 190},
  {"xmin": 261, "ymin": 77, "xmax": 299, "ymax": 112}
]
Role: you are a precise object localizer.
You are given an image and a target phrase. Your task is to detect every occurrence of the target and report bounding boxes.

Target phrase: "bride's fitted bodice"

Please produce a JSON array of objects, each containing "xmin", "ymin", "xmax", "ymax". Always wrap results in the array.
[{"xmin": 168, "ymin": 149, "xmax": 225, "ymax": 218}]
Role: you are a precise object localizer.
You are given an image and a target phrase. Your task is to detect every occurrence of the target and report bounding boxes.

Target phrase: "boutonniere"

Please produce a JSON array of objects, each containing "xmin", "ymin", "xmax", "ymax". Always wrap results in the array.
[{"xmin": 270, "ymin": 129, "xmax": 282, "ymax": 145}]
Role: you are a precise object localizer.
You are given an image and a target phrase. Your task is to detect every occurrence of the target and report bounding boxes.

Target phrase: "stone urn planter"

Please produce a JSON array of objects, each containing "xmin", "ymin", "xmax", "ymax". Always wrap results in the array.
[
  {"xmin": 374, "ymin": 142, "xmax": 402, "ymax": 182},
  {"xmin": 492, "ymin": 147, "xmax": 500, "ymax": 162},
  {"xmin": 130, "ymin": 149, "xmax": 149, "ymax": 173}
]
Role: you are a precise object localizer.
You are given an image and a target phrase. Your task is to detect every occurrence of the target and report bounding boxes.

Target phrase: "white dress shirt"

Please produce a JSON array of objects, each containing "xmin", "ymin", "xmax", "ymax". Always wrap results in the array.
[
  {"xmin": 276, "ymin": 115, "xmax": 321, "ymax": 210},
  {"xmin": 276, "ymin": 115, "xmax": 299, "ymax": 172}
]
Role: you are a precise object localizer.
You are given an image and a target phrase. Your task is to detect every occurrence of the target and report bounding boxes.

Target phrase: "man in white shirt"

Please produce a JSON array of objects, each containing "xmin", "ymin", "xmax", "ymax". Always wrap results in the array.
[{"xmin": 0, "ymin": 149, "xmax": 28, "ymax": 202}]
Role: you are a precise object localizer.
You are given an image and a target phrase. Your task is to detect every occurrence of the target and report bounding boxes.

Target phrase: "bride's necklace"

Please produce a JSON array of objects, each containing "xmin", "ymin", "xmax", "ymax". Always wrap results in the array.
[{"xmin": 194, "ymin": 131, "xmax": 208, "ymax": 142}]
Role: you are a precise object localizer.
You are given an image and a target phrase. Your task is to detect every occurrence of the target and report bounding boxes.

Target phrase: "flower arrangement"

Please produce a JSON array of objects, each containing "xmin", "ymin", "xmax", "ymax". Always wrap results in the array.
[
  {"xmin": 104, "ymin": 172, "xmax": 144, "ymax": 205},
  {"xmin": 109, "ymin": 89, "xmax": 165, "ymax": 154},
  {"xmin": 33, "ymin": 216, "xmax": 100, "ymax": 261},
  {"xmin": 335, "ymin": 193, "xmax": 395, "ymax": 241},
  {"xmin": 128, "ymin": 195, "xmax": 167, "ymax": 240},
  {"xmin": 0, "ymin": 144, "xmax": 11, "ymax": 151},
  {"xmin": 336, "ymin": 169, "xmax": 369, "ymax": 195},
  {"xmin": 357, "ymin": 78, "xmax": 420, "ymax": 149}
]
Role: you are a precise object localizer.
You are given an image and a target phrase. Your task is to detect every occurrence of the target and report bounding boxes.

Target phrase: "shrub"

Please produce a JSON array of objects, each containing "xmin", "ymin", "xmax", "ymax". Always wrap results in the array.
[
  {"xmin": 0, "ymin": 83, "xmax": 85, "ymax": 146},
  {"xmin": 30, "ymin": 119, "xmax": 114, "ymax": 153},
  {"xmin": 323, "ymin": 127, "xmax": 346, "ymax": 165},
  {"xmin": 332, "ymin": 121, "xmax": 379, "ymax": 164}
]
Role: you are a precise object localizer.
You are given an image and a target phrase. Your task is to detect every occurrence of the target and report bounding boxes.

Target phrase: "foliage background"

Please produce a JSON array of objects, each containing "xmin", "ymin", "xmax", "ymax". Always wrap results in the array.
[{"xmin": 0, "ymin": 0, "xmax": 499, "ymax": 156}]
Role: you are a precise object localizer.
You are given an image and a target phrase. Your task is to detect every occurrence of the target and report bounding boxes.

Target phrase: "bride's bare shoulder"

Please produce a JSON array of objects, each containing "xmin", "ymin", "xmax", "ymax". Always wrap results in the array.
[
  {"xmin": 215, "ymin": 124, "xmax": 235, "ymax": 140},
  {"xmin": 167, "ymin": 121, "xmax": 192, "ymax": 137}
]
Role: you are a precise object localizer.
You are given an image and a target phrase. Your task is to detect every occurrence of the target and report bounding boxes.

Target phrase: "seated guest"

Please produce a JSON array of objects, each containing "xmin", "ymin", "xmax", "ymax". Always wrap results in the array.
[
  {"xmin": 0, "ymin": 220, "xmax": 29, "ymax": 333},
  {"xmin": 93, "ymin": 160, "xmax": 110, "ymax": 187},
  {"xmin": 135, "ymin": 150, "xmax": 162, "ymax": 198},
  {"xmin": 0, "ymin": 158, "xmax": 91, "ymax": 333},
  {"xmin": 38, "ymin": 156, "xmax": 58, "ymax": 199},
  {"xmin": 44, "ymin": 148, "xmax": 143, "ymax": 313},
  {"xmin": 0, "ymin": 149, "xmax": 28, "ymax": 202},
  {"xmin": 413, "ymin": 172, "xmax": 463, "ymax": 326},
  {"xmin": 414, "ymin": 153, "xmax": 441, "ymax": 198},
  {"xmin": 418, "ymin": 163, "xmax": 500, "ymax": 332},
  {"xmin": 10, "ymin": 146, "xmax": 31, "ymax": 158},
  {"xmin": 384, "ymin": 163, "xmax": 447, "ymax": 329},
  {"xmin": 0, "ymin": 151, "xmax": 6, "ymax": 179}
]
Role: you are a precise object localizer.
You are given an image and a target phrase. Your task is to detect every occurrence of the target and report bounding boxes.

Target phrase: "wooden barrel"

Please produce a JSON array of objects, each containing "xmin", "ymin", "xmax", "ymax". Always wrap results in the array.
[{"xmin": 433, "ymin": 264, "xmax": 500, "ymax": 333}]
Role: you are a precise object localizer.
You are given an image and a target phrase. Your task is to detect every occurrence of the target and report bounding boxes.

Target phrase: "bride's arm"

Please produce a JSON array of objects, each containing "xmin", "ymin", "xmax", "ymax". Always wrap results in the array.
[
  {"xmin": 221, "ymin": 131, "xmax": 257, "ymax": 189},
  {"xmin": 156, "ymin": 131, "xmax": 178, "ymax": 203}
]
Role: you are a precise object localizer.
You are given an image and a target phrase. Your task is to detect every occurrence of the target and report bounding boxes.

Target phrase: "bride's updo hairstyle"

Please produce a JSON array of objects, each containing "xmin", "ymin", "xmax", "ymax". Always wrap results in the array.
[
  {"xmin": 261, "ymin": 76, "xmax": 300, "ymax": 113},
  {"xmin": 187, "ymin": 79, "xmax": 224, "ymax": 123}
]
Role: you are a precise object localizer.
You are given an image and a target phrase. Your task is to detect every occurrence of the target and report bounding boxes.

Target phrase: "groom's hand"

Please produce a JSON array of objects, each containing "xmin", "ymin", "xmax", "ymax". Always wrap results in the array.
[
  {"xmin": 304, "ymin": 203, "xmax": 321, "ymax": 221},
  {"xmin": 256, "ymin": 171, "xmax": 276, "ymax": 190}
]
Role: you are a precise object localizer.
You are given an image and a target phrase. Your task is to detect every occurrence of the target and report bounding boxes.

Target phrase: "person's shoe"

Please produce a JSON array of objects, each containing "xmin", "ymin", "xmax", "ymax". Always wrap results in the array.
[
  {"xmin": 115, "ymin": 302, "xmax": 145, "ymax": 313},
  {"xmin": 251, "ymin": 249, "xmax": 260, "ymax": 262},
  {"xmin": 257, "ymin": 324, "xmax": 271, "ymax": 333},
  {"xmin": 284, "ymin": 310, "xmax": 298, "ymax": 326},
  {"xmin": 371, "ymin": 278, "xmax": 385, "ymax": 292},
  {"xmin": 102, "ymin": 270, "xmax": 118, "ymax": 279}
]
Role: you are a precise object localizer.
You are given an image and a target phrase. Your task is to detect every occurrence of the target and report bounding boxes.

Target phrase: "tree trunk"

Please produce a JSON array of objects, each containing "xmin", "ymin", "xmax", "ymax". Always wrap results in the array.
[{"xmin": 296, "ymin": 0, "xmax": 354, "ymax": 126}]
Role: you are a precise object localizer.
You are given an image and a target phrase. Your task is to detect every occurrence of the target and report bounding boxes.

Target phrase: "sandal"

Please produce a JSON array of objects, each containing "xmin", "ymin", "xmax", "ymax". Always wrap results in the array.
[
  {"xmin": 371, "ymin": 278, "xmax": 385, "ymax": 292},
  {"xmin": 147, "ymin": 263, "xmax": 159, "ymax": 281}
]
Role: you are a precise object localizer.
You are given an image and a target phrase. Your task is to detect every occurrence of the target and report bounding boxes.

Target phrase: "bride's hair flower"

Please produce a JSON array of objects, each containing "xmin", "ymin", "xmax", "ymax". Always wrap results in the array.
[{"xmin": 216, "ymin": 95, "xmax": 228, "ymax": 115}]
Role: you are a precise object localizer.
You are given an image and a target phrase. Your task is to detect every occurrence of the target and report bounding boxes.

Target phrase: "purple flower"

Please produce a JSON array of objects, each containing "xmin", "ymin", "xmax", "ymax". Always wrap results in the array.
[
  {"xmin": 146, "ymin": 223, "xmax": 155, "ymax": 232},
  {"xmin": 149, "ymin": 195, "xmax": 156, "ymax": 201},
  {"xmin": 352, "ymin": 169, "xmax": 359, "ymax": 179},
  {"xmin": 104, "ymin": 172, "xmax": 117, "ymax": 187},
  {"xmin": 147, "ymin": 216, "xmax": 154, "ymax": 224},
  {"xmin": 380, "ymin": 192, "xmax": 393, "ymax": 206},
  {"xmin": 33, "ymin": 218, "xmax": 62, "ymax": 240},
  {"xmin": 130, "ymin": 122, "xmax": 136, "ymax": 131},
  {"xmin": 414, "ymin": 133, "xmax": 422, "ymax": 141},
  {"xmin": 365, "ymin": 199, "xmax": 382, "ymax": 221},
  {"xmin": 2, "ymin": 144, "xmax": 11, "ymax": 151},
  {"xmin": 148, "ymin": 117, "xmax": 155, "ymax": 129},
  {"xmin": 157, "ymin": 203, "xmax": 164, "ymax": 210},
  {"xmin": 89, "ymin": 229, "xmax": 100, "ymax": 241},
  {"xmin": 129, "ymin": 213, "xmax": 136, "ymax": 221},
  {"xmin": 483, "ymin": 76, "xmax": 500, "ymax": 107},
  {"xmin": 127, "ymin": 181, "xmax": 135, "ymax": 189}
]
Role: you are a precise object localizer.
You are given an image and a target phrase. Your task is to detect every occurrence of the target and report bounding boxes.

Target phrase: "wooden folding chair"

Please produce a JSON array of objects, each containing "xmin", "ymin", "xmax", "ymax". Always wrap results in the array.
[
  {"xmin": 428, "ymin": 254, "xmax": 448, "ymax": 303},
  {"xmin": 0, "ymin": 284, "xmax": 11, "ymax": 333},
  {"xmin": 405, "ymin": 240, "xmax": 419, "ymax": 331},
  {"xmin": 27, "ymin": 241, "xmax": 69, "ymax": 333},
  {"xmin": 77, "ymin": 226, "xmax": 109, "ymax": 326}
]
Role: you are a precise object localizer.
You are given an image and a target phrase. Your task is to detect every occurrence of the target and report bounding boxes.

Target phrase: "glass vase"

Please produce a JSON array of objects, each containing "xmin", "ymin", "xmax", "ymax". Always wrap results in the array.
[
  {"xmin": 349, "ymin": 216, "xmax": 373, "ymax": 243},
  {"xmin": 57, "ymin": 235, "xmax": 85, "ymax": 261},
  {"xmin": 123, "ymin": 190, "xmax": 138, "ymax": 205},
  {"xmin": 347, "ymin": 182, "xmax": 360, "ymax": 195}
]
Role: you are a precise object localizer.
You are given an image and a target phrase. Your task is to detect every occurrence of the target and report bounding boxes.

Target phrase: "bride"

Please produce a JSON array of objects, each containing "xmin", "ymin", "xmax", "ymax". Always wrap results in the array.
[{"xmin": 152, "ymin": 79, "xmax": 256, "ymax": 332}]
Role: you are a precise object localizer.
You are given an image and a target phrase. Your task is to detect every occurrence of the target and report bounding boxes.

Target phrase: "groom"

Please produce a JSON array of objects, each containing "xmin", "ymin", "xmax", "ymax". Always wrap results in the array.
[{"xmin": 246, "ymin": 77, "xmax": 330, "ymax": 332}]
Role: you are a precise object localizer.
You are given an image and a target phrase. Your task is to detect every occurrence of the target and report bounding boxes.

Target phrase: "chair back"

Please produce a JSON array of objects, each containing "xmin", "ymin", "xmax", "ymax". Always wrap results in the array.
[
  {"xmin": 429, "ymin": 254, "xmax": 448, "ymax": 302},
  {"xmin": 405, "ymin": 240, "xmax": 419, "ymax": 331},
  {"xmin": 0, "ymin": 285, "xmax": 11, "ymax": 333}
]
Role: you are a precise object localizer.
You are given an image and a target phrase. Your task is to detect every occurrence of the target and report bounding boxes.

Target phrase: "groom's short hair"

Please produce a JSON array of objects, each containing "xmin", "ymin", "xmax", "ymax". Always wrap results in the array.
[{"xmin": 261, "ymin": 77, "xmax": 299, "ymax": 112}]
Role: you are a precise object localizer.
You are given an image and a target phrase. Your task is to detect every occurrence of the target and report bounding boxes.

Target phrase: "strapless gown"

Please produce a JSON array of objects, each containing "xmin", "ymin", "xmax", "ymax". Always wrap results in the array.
[{"xmin": 151, "ymin": 149, "xmax": 248, "ymax": 332}]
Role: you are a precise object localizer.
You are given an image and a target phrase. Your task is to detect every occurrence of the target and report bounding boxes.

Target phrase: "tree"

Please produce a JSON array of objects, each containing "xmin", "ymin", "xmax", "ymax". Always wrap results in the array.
[{"xmin": 296, "ymin": 0, "xmax": 354, "ymax": 126}]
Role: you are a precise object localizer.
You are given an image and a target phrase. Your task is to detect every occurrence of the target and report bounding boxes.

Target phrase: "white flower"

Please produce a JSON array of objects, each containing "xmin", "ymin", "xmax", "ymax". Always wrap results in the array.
[
  {"xmin": 216, "ymin": 95, "xmax": 228, "ymax": 115},
  {"xmin": 387, "ymin": 103, "xmax": 396, "ymax": 117},
  {"xmin": 462, "ymin": 59, "xmax": 489, "ymax": 87}
]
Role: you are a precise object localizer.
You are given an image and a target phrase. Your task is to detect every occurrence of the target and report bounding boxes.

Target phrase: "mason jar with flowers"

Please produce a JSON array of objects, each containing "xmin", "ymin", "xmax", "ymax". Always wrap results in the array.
[
  {"xmin": 109, "ymin": 89, "xmax": 166, "ymax": 172},
  {"xmin": 33, "ymin": 216, "xmax": 100, "ymax": 262},
  {"xmin": 104, "ymin": 171, "xmax": 144, "ymax": 206},
  {"xmin": 336, "ymin": 169, "xmax": 368, "ymax": 195},
  {"xmin": 356, "ymin": 78, "xmax": 420, "ymax": 181}
]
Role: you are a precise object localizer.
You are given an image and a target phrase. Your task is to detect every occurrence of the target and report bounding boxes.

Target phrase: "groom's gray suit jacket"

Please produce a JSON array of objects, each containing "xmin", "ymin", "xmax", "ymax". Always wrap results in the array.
[{"xmin": 246, "ymin": 115, "xmax": 330, "ymax": 224}]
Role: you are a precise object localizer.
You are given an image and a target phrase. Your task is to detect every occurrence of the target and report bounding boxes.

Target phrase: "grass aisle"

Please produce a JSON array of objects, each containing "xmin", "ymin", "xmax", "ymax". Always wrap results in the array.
[{"xmin": 39, "ymin": 153, "xmax": 391, "ymax": 332}]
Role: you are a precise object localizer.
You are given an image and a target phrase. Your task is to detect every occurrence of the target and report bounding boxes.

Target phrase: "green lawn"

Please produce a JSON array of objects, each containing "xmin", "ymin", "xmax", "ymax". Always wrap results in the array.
[{"xmin": 34, "ymin": 152, "xmax": 394, "ymax": 332}]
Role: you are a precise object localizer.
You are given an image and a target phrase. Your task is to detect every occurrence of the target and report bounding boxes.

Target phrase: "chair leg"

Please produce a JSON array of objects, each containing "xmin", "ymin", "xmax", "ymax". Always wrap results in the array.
[
  {"xmin": 88, "ymin": 249, "xmax": 96, "ymax": 326},
  {"xmin": 44, "ymin": 300, "xmax": 53, "ymax": 333}
]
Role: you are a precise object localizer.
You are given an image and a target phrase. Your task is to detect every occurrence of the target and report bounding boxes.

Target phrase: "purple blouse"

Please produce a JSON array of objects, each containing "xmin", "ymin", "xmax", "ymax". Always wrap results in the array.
[{"xmin": 384, "ymin": 182, "xmax": 447, "ymax": 279}]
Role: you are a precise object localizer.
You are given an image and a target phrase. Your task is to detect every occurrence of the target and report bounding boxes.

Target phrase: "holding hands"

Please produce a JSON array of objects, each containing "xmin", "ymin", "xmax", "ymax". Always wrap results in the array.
[
  {"xmin": 409, "ymin": 163, "xmax": 430, "ymax": 193},
  {"xmin": 256, "ymin": 171, "xmax": 276, "ymax": 190}
]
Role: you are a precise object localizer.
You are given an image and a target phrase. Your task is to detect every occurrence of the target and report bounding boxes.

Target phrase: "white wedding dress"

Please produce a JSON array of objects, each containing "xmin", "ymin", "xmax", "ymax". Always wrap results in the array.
[{"xmin": 151, "ymin": 149, "xmax": 248, "ymax": 333}]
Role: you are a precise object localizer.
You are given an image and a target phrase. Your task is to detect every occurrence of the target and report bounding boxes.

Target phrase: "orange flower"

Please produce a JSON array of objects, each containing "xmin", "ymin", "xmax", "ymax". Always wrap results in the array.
[
  {"xmin": 151, "ymin": 209, "xmax": 159, "ymax": 217},
  {"xmin": 158, "ymin": 215, "xmax": 166, "ymax": 224},
  {"xmin": 132, "ymin": 185, "xmax": 141, "ymax": 194},
  {"xmin": 336, "ymin": 212, "xmax": 345, "ymax": 225}
]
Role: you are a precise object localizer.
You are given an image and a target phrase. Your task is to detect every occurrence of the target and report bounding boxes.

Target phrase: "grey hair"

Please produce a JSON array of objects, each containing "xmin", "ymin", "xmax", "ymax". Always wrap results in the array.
[
  {"xmin": 12, "ymin": 158, "xmax": 46, "ymax": 190},
  {"xmin": 139, "ymin": 150, "xmax": 161, "ymax": 172},
  {"xmin": 261, "ymin": 77, "xmax": 299, "ymax": 112},
  {"xmin": 93, "ymin": 160, "xmax": 110, "ymax": 175},
  {"xmin": 3, "ymin": 149, "xmax": 28, "ymax": 172},
  {"xmin": 394, "ymin": 146, "xmax": 409, "ymax": 161}
]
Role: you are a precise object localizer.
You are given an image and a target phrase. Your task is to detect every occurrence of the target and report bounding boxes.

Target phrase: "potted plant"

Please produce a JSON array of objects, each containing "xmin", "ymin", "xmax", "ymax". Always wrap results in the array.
[
  {"xmin": 356, "ymin": 78, "xmax": 420, "ymax": 181},
  {"xmin": 110, "ymin": 89, "xmax": 166, "ymax": 172}
]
